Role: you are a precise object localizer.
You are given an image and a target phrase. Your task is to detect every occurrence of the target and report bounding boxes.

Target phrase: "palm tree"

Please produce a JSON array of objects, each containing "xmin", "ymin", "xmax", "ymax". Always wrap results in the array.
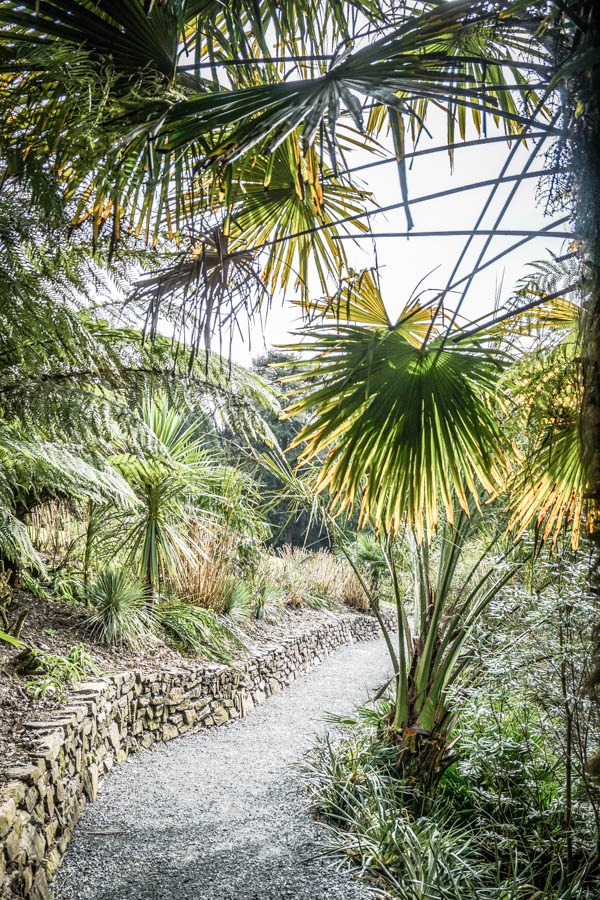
[
  {"xmin": 283, "ymin": 270, "xmax": 513, "ymax": 540},
  {"xmin": 274, "ymin": 269, "xmax": 524, "ymax": 787},
  {"xmin": 107, "ymin": 394, "xmax": 261, "ymax": 596},
  {"xmin": 0, "ymin": 0, "xmax": 556, "ymax": 353}
]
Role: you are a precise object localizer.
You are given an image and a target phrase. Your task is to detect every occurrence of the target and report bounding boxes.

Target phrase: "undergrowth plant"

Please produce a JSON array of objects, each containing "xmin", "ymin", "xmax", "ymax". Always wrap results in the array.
[
  {"xmin": 155, "ymin": 598, "xmax": 239, "ymax": 663},
  {"xmin": 259, "ymin": 546, "xmax": 369, "ymax": 612},
  {"xmin": 253, "ymin": 581, "xmax": 284, "ymax": 623},
  {"xmin": 85, "ymin": 569, "xmax": 154, "ymax": 648},
  {"xmin": 304, "ymin": 542, "xmax": 600, "ymax": 899},
  {"xmin": 221, "ymin": 579, "xmax": 252, "ymax": 625},
  {"xmin": 19, "ymin": 645, "xmax": 96, "ymax": 700}
]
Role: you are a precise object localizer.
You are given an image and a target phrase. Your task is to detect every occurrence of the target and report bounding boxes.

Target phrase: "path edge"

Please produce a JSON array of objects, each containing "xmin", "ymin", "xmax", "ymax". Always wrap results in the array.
[{"xmin": 0, "ymin": 612, "xmax": 389, "ymax": 900}]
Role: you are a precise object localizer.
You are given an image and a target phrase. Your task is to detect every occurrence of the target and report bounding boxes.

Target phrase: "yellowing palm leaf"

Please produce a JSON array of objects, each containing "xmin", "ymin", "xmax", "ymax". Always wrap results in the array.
[
  {"xmin": 508, "ymin": 422, "xmax": 583, "ymax": 550},
  {"xmin": 305, "ymin": 268, "xmax": 435, "ymax": 345},
  {"xmin": 213, "ymin": 136, "xmax": 371, "ymax": 300}
]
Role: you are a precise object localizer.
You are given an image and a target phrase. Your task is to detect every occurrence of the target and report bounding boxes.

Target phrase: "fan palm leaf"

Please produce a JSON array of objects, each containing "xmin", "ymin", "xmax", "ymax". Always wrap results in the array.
[
  {"xmin": 0, "ymin": 1, "xmax": 182, "ymax": 77},
  {"xmin": 284, "ymin": 298, "xmax": 512, "ymax": 540},
  {"xmin": 159, "ymin": 0, "xmax": 550, "ymax": 168},
  {"xmin": 219, "ymin": 136, "xmax": 372, "ymax": 298},
  {"xmin": 501, "ymin": 268, "xmax": 584, "ymax": 549},
  {"xmin": 508, "ymin": 423, "xmax": 583, "ymax": 550},
  {"xmin": 0, "ymin": 0, "xmax": 550, "ymax": 246}
]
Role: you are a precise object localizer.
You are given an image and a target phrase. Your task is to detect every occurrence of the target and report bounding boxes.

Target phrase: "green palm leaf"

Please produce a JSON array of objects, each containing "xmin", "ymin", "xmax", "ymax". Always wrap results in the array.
[
  {"xmin": 159, "ymin": 0, "xmax": 549, "ymax": 166},
  {"xmin": 498, "ymin": 263, "xmax": 585, "ymax": 550},
  {"xmin": 222, "ymin": 137, "xmax": 371, "ymax": 299},
  {"xmin": 0, "ymin": 0, "xmax": 182, "ymax": 77},
  {"xmin": 284, "ymin": 313, "xmax": 512, "ymax": 540}
]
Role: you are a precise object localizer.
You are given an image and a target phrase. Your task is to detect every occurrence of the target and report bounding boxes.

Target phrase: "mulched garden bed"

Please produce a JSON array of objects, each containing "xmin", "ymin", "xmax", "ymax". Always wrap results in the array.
[{"xmin": 0, "ymin": 590, "xmax": 369, "ymax": 784}]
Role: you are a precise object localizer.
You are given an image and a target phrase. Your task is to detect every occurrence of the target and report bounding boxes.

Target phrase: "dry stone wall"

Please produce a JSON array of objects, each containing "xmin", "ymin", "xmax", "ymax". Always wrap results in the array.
[{"xmin": 0, "ymin": 612, "xmax": 385, "ymax": 899}]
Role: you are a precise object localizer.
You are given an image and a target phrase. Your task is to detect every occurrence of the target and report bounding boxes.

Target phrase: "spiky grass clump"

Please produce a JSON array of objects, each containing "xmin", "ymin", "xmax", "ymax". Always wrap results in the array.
[
  {"xmin": 85, "ymin": 569, "xmax": 154, "ymax": 647},
  {"xmin": 253, "ymin": 582, "xmax": 284, "ymax": 623},
  {"xmin": 155, "ymin": 599, "xmax": 238, "ymax": 663},
  {"xmin": 221, "ymin": 579, "xmax": 252, "ymax": 625},
  {"xmin": 304, "ymin": 719, "xmax": 486, "ymax": 900}
]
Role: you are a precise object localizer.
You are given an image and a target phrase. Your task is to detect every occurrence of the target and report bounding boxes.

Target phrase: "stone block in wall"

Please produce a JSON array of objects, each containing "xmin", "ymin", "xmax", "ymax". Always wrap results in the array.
[
  {"xmin": 31, "ymin": 866, "xmax": 50, "ymax": 900},
  {"xmin": 4, "ymin": 828, "xmax": 21, "ymax": 864},
  {"xmin": 82, "ymin": 764, "xmax": 98, "ymax": 803},
  {"xmin": 0, "ymin": 798, "xmax": 16, "ymax": 840},
  {"xmin": 161, "ymin": 724, "xmax": 179, "ymax": 742},
  {"xmin": 210, "ymin": 706, "xmax": 229, "ymax": 727},
  {"xmin": 107, "ymin": 722, "xmax": 121, "ymax": 754}
]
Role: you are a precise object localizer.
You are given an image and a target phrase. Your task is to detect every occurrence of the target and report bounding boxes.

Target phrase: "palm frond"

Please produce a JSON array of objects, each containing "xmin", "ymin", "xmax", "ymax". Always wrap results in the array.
[
  {"xmin": 508, "ymin": 422, "xmax": 583, "ymax": 550},
  {"xmin": 159, "ymin": 1, "xmax": 550, "ymax": 168},
  {"xmin": 284, "ymin": 309, "xmax": 512, "ymax": 540}
]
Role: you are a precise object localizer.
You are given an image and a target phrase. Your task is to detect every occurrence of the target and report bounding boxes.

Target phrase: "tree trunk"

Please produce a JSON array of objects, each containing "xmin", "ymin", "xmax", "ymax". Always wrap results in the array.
[{"xmin": 568, "ymin": 0, "xmax": 600, "ymax": 763}]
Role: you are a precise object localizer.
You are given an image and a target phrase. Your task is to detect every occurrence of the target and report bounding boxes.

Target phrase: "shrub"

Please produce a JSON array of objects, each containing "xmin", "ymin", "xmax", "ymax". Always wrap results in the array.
[
  {"xmin": 253, "ymin": 581, "xmax": 284, "ymax": 623},
  {"xmin": 155, "ymin": 598, "xmax": 237, "ymax": 663},
  {"xmin": 19, "ymin": 644, "xmax": 96, "ymax": 700},
  {"xmin": 176, "ymin": 528, "xmax": 243, "ymax": 614},
  {"xmin": 49, "ymin": 568, "xmax": 86, "ymax": 603},
  {"xmin": 259, "ymin": 546, "xmax": 369, "ymax": 612},
  {"xmin": 85, "ymin": 568, "xmax": 154, "ymax": 647},
  {"xmin": 221, "ymin": 579, "xmax": 252, "ymax": 625},
  {"xmin": 304, "ymin": 690, "xmax": 600, "ymax": 899}
]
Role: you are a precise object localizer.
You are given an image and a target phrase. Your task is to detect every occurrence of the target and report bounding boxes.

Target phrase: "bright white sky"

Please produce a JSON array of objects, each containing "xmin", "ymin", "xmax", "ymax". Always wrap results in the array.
[{"xmin": 227, "ymin": 113, "xmax": 569, "ymax": 365}]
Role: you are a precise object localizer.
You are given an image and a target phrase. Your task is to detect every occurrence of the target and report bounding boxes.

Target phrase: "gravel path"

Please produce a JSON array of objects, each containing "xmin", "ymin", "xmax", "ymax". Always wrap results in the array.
[{"xmin": 53, "ymin": 637, "xmax": 392, "ymax": 900}]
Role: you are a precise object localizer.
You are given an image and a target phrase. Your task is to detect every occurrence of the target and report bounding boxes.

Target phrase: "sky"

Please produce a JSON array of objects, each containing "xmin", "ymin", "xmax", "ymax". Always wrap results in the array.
[{"xmin": 226, "ymin": 113, "xmax": 569, "ymax": 366}]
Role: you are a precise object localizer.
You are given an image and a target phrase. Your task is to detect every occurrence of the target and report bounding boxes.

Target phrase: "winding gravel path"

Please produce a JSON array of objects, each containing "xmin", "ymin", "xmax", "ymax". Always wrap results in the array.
[{"xmin": 52, "ymin": 636, "xmax": 392, "ymax": 900}]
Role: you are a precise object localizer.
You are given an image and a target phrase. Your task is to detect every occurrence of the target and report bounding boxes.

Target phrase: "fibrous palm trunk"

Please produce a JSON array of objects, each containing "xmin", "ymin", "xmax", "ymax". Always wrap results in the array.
[{"xmin": 566, "ymin": 0, "xmax": 600, "ymax": 768}]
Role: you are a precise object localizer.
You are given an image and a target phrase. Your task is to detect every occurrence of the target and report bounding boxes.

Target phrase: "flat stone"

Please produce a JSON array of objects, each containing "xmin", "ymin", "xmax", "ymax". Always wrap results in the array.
[
  {"xmin": 161, "ymin": 724, "xmax": 178, "ymax": 742},
  {"xmin": 0, "ymin": 797, "xmax": 16, "ymax": 838},
  {"xmin": 211, "ymin": 707, "xmax": 229, "ymax": 726},
  {"xmin": 24, "ymin": 786, "xmax": 39, "ymax": 814},
  {"xmin": 107, "ymin": 722, "xmax": 121, "ymax": 752},
  {"xmin": 3, "ymin": 765, "xmax": 41, "ymax": 784},
  {"xmin": 69, "ymin": 684, "xmax": 104, "ymax": 701},
  {"xmin": 82, "ymin": 764, "xmax": 98, "ymax": 803},
  {"xmin": 33, "ymin": 731, "xmax": 64, "ymax": 763},
  {"xmin": 45, "ymin": 846, "xmax": 62, "ymax": 880},
  {"xmin": 5, "ymin": 825, "xmax": 22, "ymax": 862},
  {"xmin": 31, "ymin": 867, "xmax": 50, "ymax": 900}
]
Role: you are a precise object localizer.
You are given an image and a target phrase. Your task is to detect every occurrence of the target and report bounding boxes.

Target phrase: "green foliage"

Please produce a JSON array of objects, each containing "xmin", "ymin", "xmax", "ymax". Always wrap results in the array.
[
  {"xmin": 305, "ymin": 544, "xmax": 600, "ymax": 898},
  {"xmin": 221, "ymin": 580, "xmax": 252, "ymax": 626},
  {"xmin": 306, "ymin": 694, "xmax": 598, "ymax": 899},
  {"xmin": 305, "ymin": 716, "xmax": 487, "ymax": 900},
  {"xmin": 253, "ymin": 582, "xmax": 284, "ymax": 623},
  {"xmin": 154, "ymin": 599, "xmax": 236, "ymax": 663},
  {"xmin": 244, "ymin": 352, "xmax": 331, "ymax": 550},
  {"xmin": 0, "ymin": 629, "xmax": 24, "ymax": 649},
  {"xmin": 22, "ymin": 645, "xmax": 96, "ymax": 700},
  {"xmin": 159, "ymin": 2, "xmax": 543, "ymax": 167},
  {"xmin": 285, "ymin": 297, "xmax": 512, "ymax": 540},
  {"xmin": 104, "ymin": 394, "xmax": 269, "ymax": 596},
  {"xmin": 85, "ymin": 569, "xmax": 154, "ymax": 647},
  {"xmin": 347, "ymin": 532, "xmax": 389, "ymax": 590},
  {"xmin": 49, "ymin": 570, "xmax": 86, "ymax": 604}
]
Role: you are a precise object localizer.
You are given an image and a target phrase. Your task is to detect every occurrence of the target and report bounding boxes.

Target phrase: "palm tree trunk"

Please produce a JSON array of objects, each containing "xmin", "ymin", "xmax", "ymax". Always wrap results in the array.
[{"xmin": 567, "ymin": 0, "xmax": 600, "ymax": 759}]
